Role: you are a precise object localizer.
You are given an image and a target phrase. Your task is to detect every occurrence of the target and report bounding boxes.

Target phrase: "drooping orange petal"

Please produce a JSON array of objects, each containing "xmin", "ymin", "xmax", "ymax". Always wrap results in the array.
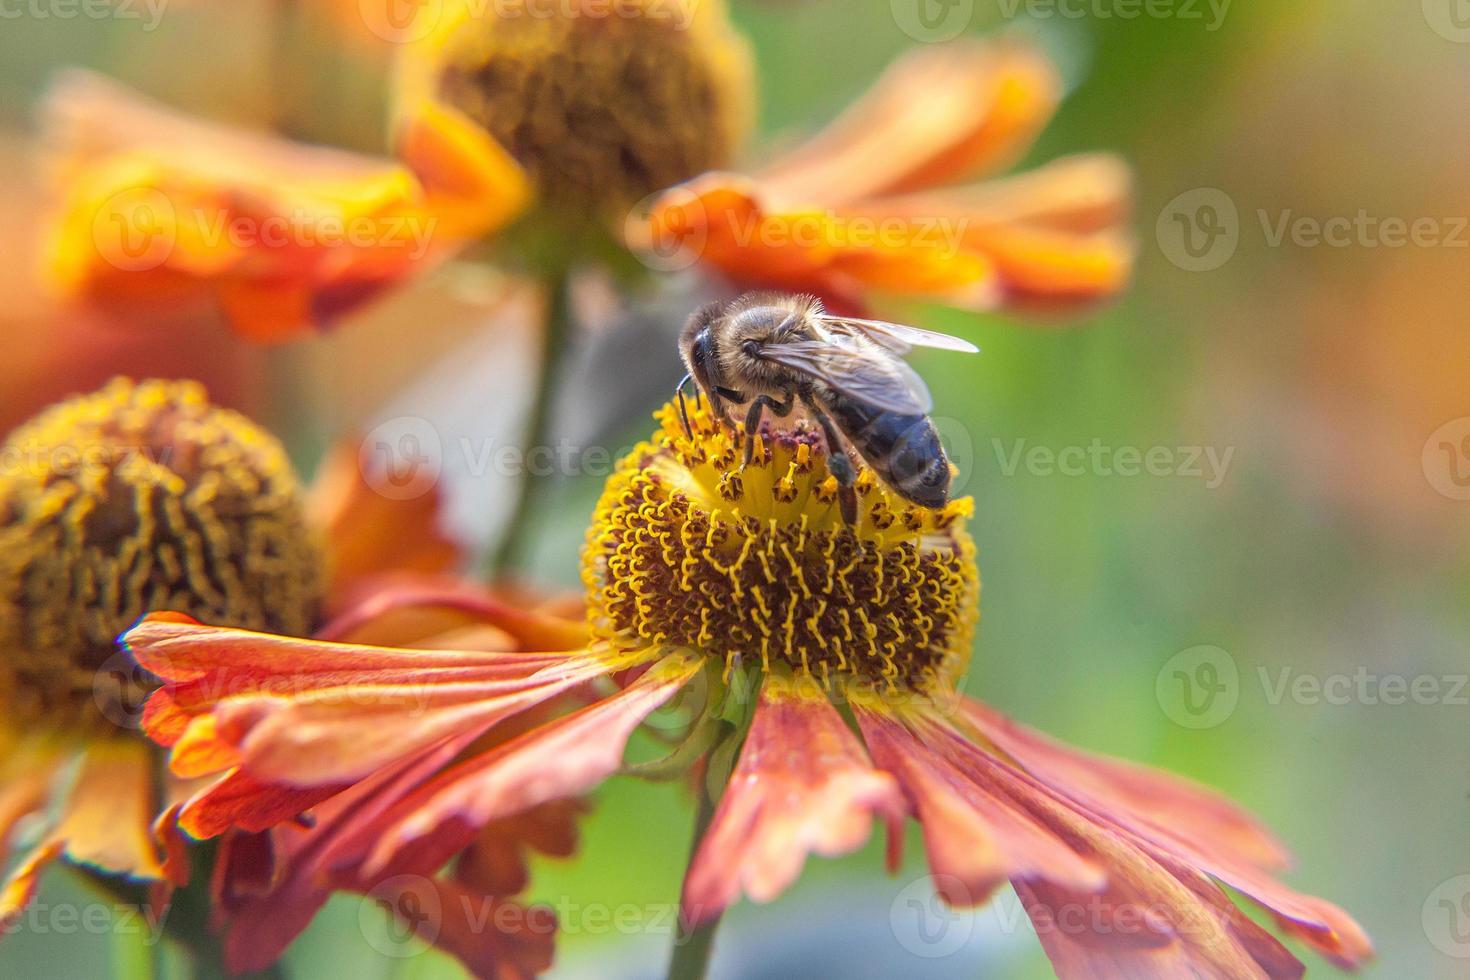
[
  {"xmin": 682, "ymin": 680, "xmax": 906, "ymax": 925},
  {"xmin": 959, "ymin": 702, "xmax": 1372, "ymax": 968},
  {"xmin": 758, "ymin": 41, "xmax": 1061, "ymax": 207},
  {"xmin": 369, "ymin": 877, "xmax": 556, "ymax": 980},
  {"xmin": 360, "ymin": 655, "xmax": 702, "ymax": 878},
  {"xmin": 125, "ymin": 614, "xmax": 605, "ymax": 789},
  {"xmin": 307, "ymin": 438, "xmax": 463, "ymax": 606},
  {"xmin": 961, "ymin": 697, "xmax": 1290, "ymax": 871},
  {"xmin": 457, "ymin": 799, "xmax": 587, "ymax": 897},
  {"xmin": 854, "ymin": 705, "xmax": 1104, "ymax": 907},
  {"xmin": 211, "ymin": 725, "xmax": 487, "ymax": 971},
  {"xmin": 176, "ymin": 771, "xmax": 346, "ymax": 840},
  {"xmin": 921, "ymin": 716, "xmax": 1372, "ymax": 973}
]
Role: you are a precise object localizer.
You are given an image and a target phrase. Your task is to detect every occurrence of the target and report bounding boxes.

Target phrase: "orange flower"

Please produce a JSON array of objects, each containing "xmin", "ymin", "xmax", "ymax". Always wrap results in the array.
[
  {"xmin": 41, "ymin": 71, "xmax": 528, "ymax": 343},
  {"xmin": 629, "ymin": 40, "xmax": 1134, "ymax": 315},
  {"xmin": 126, "ymin": 396, "xmax": 1368, "ymax": 978},
  {"xmin": 189, "ymin": 582, "xmax": 588, "ymax": 975},
  {"xmin": 0, "ymin": 379, "xmax": 534, "ymax": 975}
]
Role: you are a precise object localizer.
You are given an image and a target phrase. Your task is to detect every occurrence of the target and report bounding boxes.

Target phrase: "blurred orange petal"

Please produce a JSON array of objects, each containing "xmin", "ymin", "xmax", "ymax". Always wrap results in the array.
[
  {"xmin": 758, "ymin": 40, "xmax": 1061, "ymax": 205},
  {"xmin": 40, "ymin": 72, "xmax": 523, "ymax": 343},
  {"xmin": 632, "ymin": 42, "xmax": 1132, "ymax": 314},
  {"xmin": 307, "ymin": 438, "xmax": 464, "ymax": 607},
  {"xmin": 0, "ymin": 739, "xmax": 168, "ymax": 926}
]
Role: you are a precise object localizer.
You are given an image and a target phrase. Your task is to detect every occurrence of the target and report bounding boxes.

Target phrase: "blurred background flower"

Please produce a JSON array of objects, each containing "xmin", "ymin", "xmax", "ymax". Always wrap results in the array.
[{"xmin": 0, "ymin": 1, "xmax": 1465, "ymax": 978}]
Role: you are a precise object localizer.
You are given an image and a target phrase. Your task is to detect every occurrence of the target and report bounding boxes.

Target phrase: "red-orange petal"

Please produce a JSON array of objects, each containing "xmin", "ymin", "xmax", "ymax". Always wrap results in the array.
[
  {"xmin": 961, "ymin": 697, "xmax": 1290, "ymax": 871},
  {"xmin": 316, "ymin": 577, "xmax": 589, "ymax": 651},
  {"xmin": 360, "ymin": 655, "xmax": 702, "ymax": 879},
  {"xmin": 855, "ymin": 705, "xmax": 1104, "ymax": 907},
  {"xmin": 921, "ymin": 715, "xmax": 1372, "ymax": 973},
  {"xmin": 682, "ymin": 680, "xmax": 906, "ymax": 924}
]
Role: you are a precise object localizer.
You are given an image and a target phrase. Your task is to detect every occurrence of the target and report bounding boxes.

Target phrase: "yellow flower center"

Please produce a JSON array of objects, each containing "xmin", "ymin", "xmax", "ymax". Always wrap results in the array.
[
  {"xmin": 431, "ymin": 0, "xmax": 752, "ymax": 214},
  {"xmin": 0, "ymin": 379, "xmax": 324, "ymax": 731},
  {"xmin": 582, "ymin": 400, "xmax": 979, "ymax": 693}
]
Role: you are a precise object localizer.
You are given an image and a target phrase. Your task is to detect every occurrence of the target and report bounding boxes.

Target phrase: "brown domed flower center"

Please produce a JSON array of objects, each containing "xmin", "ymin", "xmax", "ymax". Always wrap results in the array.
[
  {"xmin": 581, "ymin": 400, "xmax": 979, "ymax": 693},
  {"xmin": 433, "ymin": 0, "xmax": 752, "ymax": 214},
  {"xmin": 0, "ymin": 379, "xmax": 325, "ymax": 731}
]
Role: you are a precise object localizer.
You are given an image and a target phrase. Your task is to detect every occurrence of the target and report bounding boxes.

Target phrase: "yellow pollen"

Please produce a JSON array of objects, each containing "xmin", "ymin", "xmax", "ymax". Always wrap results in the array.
[
  {"xmin": 431, "ymin": 0, "xmax": 753, "ymax": 214},
  {"xmin": 582, "ymin": 400, "xmax": 979, "ymax": 692},
  {"xmin": 0, "ymin": 379, "xmax": 325, "ymax": 731}
]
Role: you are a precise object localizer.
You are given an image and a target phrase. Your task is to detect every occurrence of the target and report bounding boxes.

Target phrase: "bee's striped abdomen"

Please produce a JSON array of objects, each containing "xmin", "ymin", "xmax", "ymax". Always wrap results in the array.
[{"xmin": 829, "ymin": 398, "xmax": 951, "ymax": 508}]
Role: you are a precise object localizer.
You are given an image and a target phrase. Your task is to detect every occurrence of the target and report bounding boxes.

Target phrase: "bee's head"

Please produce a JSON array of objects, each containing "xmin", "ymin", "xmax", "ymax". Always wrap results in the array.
[{"xmin": 679, "ymin": 301, "xmax": 727, "ymax": 419}]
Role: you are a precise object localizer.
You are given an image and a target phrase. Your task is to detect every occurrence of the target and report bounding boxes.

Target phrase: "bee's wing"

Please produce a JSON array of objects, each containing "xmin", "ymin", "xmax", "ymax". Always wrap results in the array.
[
  {"xmin": 759, "ymin": 340, "xmax": 933, "ymax": 415},
  {"xmin": 819, "ymin": 314, "xmax": 980, "ymax": 355}
]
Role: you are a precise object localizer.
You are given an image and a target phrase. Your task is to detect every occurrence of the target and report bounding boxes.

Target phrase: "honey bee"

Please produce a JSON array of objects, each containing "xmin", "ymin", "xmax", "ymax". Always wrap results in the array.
[{"xmin": 676, "ymin": 293, "xmax": 978, "ymax": 524}]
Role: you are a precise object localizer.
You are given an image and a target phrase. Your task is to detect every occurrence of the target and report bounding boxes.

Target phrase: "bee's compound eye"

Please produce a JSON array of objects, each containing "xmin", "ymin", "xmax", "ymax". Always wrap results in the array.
[{"xmin": 742, "ymin": 339, "xmax": 761, "ymax": 359}]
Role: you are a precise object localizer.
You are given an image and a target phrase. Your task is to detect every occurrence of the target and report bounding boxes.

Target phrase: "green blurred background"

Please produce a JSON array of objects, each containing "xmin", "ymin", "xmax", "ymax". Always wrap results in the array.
[{"xmin": 1, "ymin": 0, "xmax": 1467, "ymax": 977}]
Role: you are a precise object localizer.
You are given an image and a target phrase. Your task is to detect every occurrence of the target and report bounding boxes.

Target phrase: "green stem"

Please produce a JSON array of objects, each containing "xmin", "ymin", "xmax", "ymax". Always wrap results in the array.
[
  {"xmin": 665, "ymin": 779, "xmax": 727, "ymax": 980},
  {"xmin": 111, "ymin": 922, "xmax": 153, "ymax": 980},
  {"xmin": 489, "ymin": 270, "xmax": 573, "ymax": 575},
  {"xmin": 155, "ymin": 843, "xmax": 284, "ymax": 980}
]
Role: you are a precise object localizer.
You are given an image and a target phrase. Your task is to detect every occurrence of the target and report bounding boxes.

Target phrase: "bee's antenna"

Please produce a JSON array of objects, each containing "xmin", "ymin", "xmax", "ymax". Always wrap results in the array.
[{"xmin": 675, "ymin": 373, "xmax": 694, "ymax": 440}]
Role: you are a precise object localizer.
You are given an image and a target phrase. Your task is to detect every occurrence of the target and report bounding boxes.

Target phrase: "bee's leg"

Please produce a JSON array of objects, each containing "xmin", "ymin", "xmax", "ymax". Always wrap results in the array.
[
  {"xmin": 709, "ymin": 387, "xmax": 743, "ymax": 429},
  {"xmin": 741, "ymin": 392, "xmax": 795, "ymax": 467},
  {"xmin": 675, "ymin": 373, "xmax": 695, "ymax": 439},
  {"xmin": 803, "ymin": 396, "xmax": 859, "ymax": 525}
]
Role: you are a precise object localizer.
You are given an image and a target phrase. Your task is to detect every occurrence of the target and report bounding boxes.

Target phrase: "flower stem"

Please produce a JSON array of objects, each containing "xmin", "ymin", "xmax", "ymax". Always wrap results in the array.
[
  {"xmin": 665, "ymin": 778, "xmax": 727, "ymax": 980},
  {"xmin": 490, "ymin": 269, "xmax": 573, "ymax": 575}
]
